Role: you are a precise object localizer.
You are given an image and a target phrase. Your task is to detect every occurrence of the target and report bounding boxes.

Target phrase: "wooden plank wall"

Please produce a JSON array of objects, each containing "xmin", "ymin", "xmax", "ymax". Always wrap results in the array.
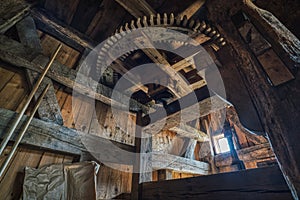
[
  {"xmin": 0, "ymin": 62, "xmax": 74, "ymax": 199},
  {"xmin": 0, "ymin": 31, "xmax": 135, "ymax": 199}
]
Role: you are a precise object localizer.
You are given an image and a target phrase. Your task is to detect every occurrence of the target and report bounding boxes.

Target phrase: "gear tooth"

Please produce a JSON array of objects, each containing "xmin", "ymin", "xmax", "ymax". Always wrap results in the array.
[
  {"xmin": 204, "ymin": 25, "xmax": 212, "ymax": 34},
  {"xmin": 163, "ymin": 13, "xmax": 168, "ymax": 25},
  {"xmin": 118, "ymin": 26, "xmax": 124, "ymax": 33},
  {"xmin": 194, "ymin": 20, "xmax": 201, "ymax": 30},
  {"xmin": 208, "ymin": 29, "xmax": 217, "ymax": 37},
  {"xmin": 136, "ymin": 18, "xmax": 142, "ymax": 28},
  {"xmin": 130, "ymin": 20, "xmax": 136, "ymax": 29},
  {"xmin": 182, "ymin": 15, "xmax": 188, "ymax": 26},
  {"xmin": 104, "ymin": 43, "xmax": 111, "ymax": 49},
  {"xmin": 189, "ymin": 19, "xmax": 195, "ymax": 28},
  {"xmin": 107, "ymin": 39, "xmax": 114, "ymax": 46},
  {"xmin": 142, "ymin": 16, "xmax": 148, "ymax": 27},
  {"xmin": 124, "ymin": 23, "xmax": 131, "ymax": 31},
  {"xmin": 220, "ymin": 41, "xmax": 226, "ymax": 46},
  {"xmin": 170, "ymin": 13, "xmax": 175, "ymax": 25},
  {"xmin": 212, "ymin": 33, "xmax": 221, "ymax": 40},
  {"xmin": 218, "ymin": 37, "xmax": 225, "ymax": 43},
  {"xmin": 156, "ymin": 13, "xmax": 161, "ymax": 25},
  {"xmin": 111, "ymin": 35, "xmax": 118, "ymax": 42},
  {"xmin": 199, "ymin": 21, "xmax": 207, "ymax": 32},
  {"xmin": 175, "ymin": 15, "xmax": 182, "ymax": 26},
  {"xmin": 150, "ymin": 14, "xmax": 155, "ymax": 26}
]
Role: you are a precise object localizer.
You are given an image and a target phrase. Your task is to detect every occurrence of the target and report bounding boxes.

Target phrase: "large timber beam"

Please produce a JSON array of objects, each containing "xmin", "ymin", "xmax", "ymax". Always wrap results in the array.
[
  {"xmin": 242, "ymin": 0, "xmax": 300, "ymax": 70},
  {"xmin": 152, "ymin": 152, "xmax": 210, "ymax": 175},
  {"xmin": 0, "ymin": 35, "xmax": 149, "ymax": 113},
  {"xmin": 142, "ymin": 86, "xmax": 230, "ymax": 134},
  {"xmin": 141, "ymin": 166, "xmax": 293, "ymax": 199},
  {"xmin": 16, "ymin": 16, "xmax": 64, "ymax": 125},
  {"xmin": 170, "ymin": 123, "xmax": 209, "ymax": 142},
  {"xmin": 0, "ymin": 108, "xmax": 135, "ymax": 164},
  {"xmin": 115, "ymin": 0, "xmax": 156, "ymax": 18},
  {"xmin": 207, "ymin": 0, "xmax": 300, "ymax": 198},
  {"xmin": 0, "ymin": 2, "xmax": 30, "ymax": 33},
  {"xmin": 214, "ymin": 143, "xmax": 274, "ymax": 167},
  {"xmin": 31, "ymin": 8, "xmax": 96, "ymax": 52}
]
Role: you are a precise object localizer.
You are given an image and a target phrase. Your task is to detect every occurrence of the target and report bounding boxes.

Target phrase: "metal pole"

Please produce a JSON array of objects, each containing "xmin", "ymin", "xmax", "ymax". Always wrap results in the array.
[
  {"xmin": 0, "ymin": 84, "xmax": 50, "ymax": 178},
  {"xmin": 0, "ymin": 44, "xmax": 62, "ymax": 155}
]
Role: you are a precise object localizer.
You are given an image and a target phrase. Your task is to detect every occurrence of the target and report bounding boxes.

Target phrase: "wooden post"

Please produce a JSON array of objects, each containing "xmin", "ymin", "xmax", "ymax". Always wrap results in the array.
[
  {"xmin": 206, "ymin": 0, "xmax": 300, "ymax": 198},
  {"xmin": 157, "ymin": 170, "xmax": 172, "ymax": 181},
  {"xmin": 16, "ymin": 16, "xmax": 64, "ymax": 125},
  {"xmin": 131, "ymin": 111, "xmax": 152, "ymax": 200},
  {"xmin": 203, "ymin": 119, "xmax": 218, "ymax": 174}
]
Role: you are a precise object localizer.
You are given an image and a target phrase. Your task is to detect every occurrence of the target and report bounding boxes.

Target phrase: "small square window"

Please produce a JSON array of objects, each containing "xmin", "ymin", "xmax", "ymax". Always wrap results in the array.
[{"xmin": 218, "ymin": 137, "xmax": 230, "ymax": 153}]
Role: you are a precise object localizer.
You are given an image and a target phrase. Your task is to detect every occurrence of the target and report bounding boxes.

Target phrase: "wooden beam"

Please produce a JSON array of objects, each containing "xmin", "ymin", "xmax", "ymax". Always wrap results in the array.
[
  {"xmin": 134, "ymin": 35, "xmax": 193, "ymax": 98},
  {"xmin": 157, "ymin": 169, "xmax": 172, "ymax": 181},
  {"xmin": 0, "ymin": 35, "xmax": 149, "ymax": 113},
  {"xmin": 115, "ymin": 0, "xmax": 156, "ymax": 18},
  {"xmin": 152, "ymin": 152, "xmax": 210, "ymax": 175},
  {"xmin": 141, "ymin": 166, "xmax": 293, "ymax": 199},
  {"xmin": 170, "ymin": 123, "xmax": 209, "ymax": 142},
  {"xmin": 0, "ymin": 3, "xmax": 30, "ymax": 34},
  {"xmin": 0, "ymin": 108, "xmax": 135, "ymax": 163},
  {"xmin": 226, "ymin": 107, "xmax": 268, "ymax": 145},
  {"xmin": 142, "ymin": 86, "xmax": 230, "ymax": 134},
  {"xmin": 131, "ymin": 111, "xmax": 152, "ymax": 200},
  {"xmin": 207, "ymin": 1, "xmax": 300, "ymax": 197},
  {"xmin": 31, "ymin": 8, "xmax": 96, "ymax": 52},
  {"xmin": 16, "ymin": 16, "xmax": 64, "ymax": 125},
  {"xmin": 184, "ymin": 139, "xmax": 197, "ymax": 159},
  {"xmin": 242, "ymin": 0, "xmax": 300, "ymax": 70},
  {"xmin": 178, "ymin": 0, "xmax": 206, "ymax": 20},
  {"xmin": 214, "ymin": 143, "xmax": 274, "ymax": 167}
]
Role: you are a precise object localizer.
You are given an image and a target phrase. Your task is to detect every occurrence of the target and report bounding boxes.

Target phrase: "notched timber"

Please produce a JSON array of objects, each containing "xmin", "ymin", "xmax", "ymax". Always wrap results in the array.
[
  {"xmin": 16, "ymin": 16, "xmax": 63, "ymax": 125},
  {"xmin": 0, "ymin": 108, "xmax": 135, "ymax": 164},
  {"xmin": 0, "ymin": 35, "xmax": 149, "ymax": 113},
  {"xmin": 152, "ymin": 152, "xmax": 210, "ymax": 175}
]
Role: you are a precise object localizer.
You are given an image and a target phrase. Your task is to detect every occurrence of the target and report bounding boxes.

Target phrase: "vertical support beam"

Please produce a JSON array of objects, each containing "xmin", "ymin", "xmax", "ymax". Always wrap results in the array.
[
  {"xmin": 16, "ymin": 16, "xmax": 63, "ymax": 125},
  {"xmin": 242, "ymin": 0, "xmax": 300, "ymax": 70},
  {"xmin": 184, "ymin": 139, "xmax": 197, "ymax": 159},
  {"xmin": 157, "ymin": 169, "xmax": 172, "ymax": 181},
  {"xmin": 203, "ymin": 119, "xmax": 218, "ymax": 174},
  {"xmin": 223, "ymin": 121, "xmax": 245, "ymax": 170},
  {"xmin": 131, "ymin": 111, "xmax": 152, "ymax": 200},
  {"xmin": 207, "ymin": 0, "xmax": 300, "ymax": 198}
]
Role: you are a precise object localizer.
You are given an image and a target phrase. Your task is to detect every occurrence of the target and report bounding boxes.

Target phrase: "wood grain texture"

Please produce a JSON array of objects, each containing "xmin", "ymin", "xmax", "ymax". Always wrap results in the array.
[
  {"xmin": 0, "ymin": 108, "xmax": 135, "ymax": 161},
  {"xmin": 142, "ymin": 166, "xmax": 293, "ymax": 200},
  {"xmin": 16, "ymin": 16, "xmax": 64, "ymax": 124}
]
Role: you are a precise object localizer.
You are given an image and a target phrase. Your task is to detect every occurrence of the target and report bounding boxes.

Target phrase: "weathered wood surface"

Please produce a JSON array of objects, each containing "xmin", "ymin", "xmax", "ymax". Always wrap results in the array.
[
  {"xmin": 0, "ymin": 1, "xmax": 30, "ymax": 34},
  {"xmin": 152, "ymin": 152, "xmax": 210, "ymax": 175},
  {"xmin": 238, "ymin": 20, "xmax": 294, "ymax": 86},
  {"xmin": 143, "ymin": 87, "xmax": 230, "ymax": 134},
  {"xmin": 178, "ymin": 0, "xmax": 206, "ymax": 19},
  {"xmin": 215, "ymin": 143, "xmax": 274, "ymax": 167},
  {"xmin": 0, "ymin": 35, "xmax": 149, "ymax": 113},
  {"xmin": 16, "ymin": 16, "xmax": 64, "ymax": 125},
  {"xmin": 31, "ymin": 8, "xmax": 96, "ymax": 52},
  {"xmin": 207, "ymin": 0, "xmax": 300, "ymax": 198},
  {"xmin": 170, "ymin": 123, "xmax": 209, "ymax": 142},
  {"xmin": 0, "ymin": 108, "xmax": 135, "ymax": 164},
  {"xmin": 131, "ymin": 111, "xmax": 152, "ymax": 200},
  {"xmin": 142, "ymin": 166, "xmax": 293, "ymax": 200},
  {"xmin": 242, "ymin": 0, "xmax": 300, "ymax": 70},
  {"xmin": 226, "ymin": 107, "xmax": 268, "ymax": 145},
  {"xmin": 115, "ymin": 0, "xmax": 156, "ymax": 18}
]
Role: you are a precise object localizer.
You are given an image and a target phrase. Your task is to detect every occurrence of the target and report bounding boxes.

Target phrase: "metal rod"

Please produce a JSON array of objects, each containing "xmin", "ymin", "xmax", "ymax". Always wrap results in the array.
[
  {"xmin": 0, "ymin": 44, "xmax": 62, "ymax": 155},
  {"xmin": 0, "ymin": 84, "xmax": 50, "ymax": 178}
]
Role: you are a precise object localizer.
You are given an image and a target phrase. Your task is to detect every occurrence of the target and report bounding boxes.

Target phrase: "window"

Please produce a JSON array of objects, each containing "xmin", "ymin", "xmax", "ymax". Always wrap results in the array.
[{"xmin": 217, "ymin": 137, "xmax": 230, "ymax": 153}]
